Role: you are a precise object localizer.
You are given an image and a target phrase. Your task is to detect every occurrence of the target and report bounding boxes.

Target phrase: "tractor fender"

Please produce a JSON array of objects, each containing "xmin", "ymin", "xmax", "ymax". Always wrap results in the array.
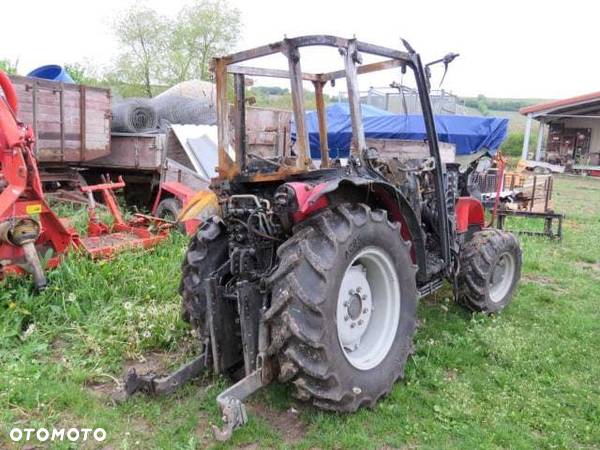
[
  {"xmin": 178, "ymin": 189, "xmax": 220, "ymax": 223},
  {"xmin": 455, "ymin": 196, "xmax": 485, "ymax": 233},
  {"xmin": 286, "ymin": 177, "xmax": 428, "ymax": 282}
]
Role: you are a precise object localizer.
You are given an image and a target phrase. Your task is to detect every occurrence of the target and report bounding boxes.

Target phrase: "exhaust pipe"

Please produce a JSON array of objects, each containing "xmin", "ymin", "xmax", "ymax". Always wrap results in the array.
[{"xmin": 0, "ymin": 218, "xmax": 46, "ymax": 289}]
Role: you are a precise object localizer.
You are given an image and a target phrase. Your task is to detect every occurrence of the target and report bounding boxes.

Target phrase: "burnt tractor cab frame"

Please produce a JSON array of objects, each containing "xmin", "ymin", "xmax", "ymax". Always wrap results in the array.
[
  {"xmin": 214, "ymin": 36, "xmax": 454, "ymax": 286},
  {"xmin": 125, "ymin": 35, "xmax": 522, "ymax": 441}
]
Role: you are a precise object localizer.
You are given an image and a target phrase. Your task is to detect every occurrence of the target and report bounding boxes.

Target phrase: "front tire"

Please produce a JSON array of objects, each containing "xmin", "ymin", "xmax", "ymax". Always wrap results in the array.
[
  {"xmin": 265, "ymin": 204, "xmax": 418, "ymax": 411},
  {"xmin": 179, "ymin": 218, "xmax": 228, "ymax": 331},
  {"xmin": 458, "ymin": 229, "xmax": 522, "ymax": 313}
]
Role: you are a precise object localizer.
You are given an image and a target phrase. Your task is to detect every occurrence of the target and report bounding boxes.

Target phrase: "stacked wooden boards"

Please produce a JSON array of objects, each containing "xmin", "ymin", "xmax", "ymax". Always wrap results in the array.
[{"xmin": 9, "ymin": 75, "xmax": 111, "ymax": 163}]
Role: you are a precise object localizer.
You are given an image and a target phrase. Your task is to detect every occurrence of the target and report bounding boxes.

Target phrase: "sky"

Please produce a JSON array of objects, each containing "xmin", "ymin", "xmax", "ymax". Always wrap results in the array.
[{"xmin": 1, "ymin": 0, "xmax": 597, "ymax": 100}]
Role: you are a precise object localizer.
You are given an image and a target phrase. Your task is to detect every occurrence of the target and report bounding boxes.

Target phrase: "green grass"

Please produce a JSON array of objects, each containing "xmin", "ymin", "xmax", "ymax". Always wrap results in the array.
[{"xmin": 1, "ymin": 176, "xmax": 600, "ymax": 449}]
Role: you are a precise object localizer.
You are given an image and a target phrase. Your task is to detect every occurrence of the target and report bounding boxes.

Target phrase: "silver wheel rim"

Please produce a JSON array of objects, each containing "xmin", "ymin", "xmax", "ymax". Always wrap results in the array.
[
  {"xmin": 489, "ymin": 252, "xmax": 516, "ymax": 303},
  {"xmin": 336, "ymin": 246, "xmax": 400, "ymax": 371}
]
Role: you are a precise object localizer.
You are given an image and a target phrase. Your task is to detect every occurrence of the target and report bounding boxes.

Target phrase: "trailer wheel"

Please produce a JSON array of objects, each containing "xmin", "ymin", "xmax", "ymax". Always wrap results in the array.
[
  {"xmin": 156, "ymin": 198, "xmax": 183, "ymax": 221},
  {"xmin": 179, "ymin": 217, "xmax": 228, "ymax": 331},
  {"xmin": 266, "ymin": 204, "xmax": 417, "ymax": 412},
  {"xmin": 458, "ymin": 229, "xmax": 522, "ymax": 313}
]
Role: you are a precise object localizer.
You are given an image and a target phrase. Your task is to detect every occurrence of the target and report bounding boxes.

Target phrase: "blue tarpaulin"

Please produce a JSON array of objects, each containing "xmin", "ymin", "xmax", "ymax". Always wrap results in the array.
[{"xmin": 298, "ymin": 103, "xmax": 508, "ymax": 159}]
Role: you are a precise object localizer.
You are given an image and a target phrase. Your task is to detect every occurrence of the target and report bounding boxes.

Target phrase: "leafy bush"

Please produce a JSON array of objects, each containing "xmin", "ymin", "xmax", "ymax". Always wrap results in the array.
[
  {"xmin": 500, "ymin": 131, "xmax": 539, "ymax": 158},
  {"xmin": 0, "ymin": 58, "xmax": 18, "ymax": 75}
]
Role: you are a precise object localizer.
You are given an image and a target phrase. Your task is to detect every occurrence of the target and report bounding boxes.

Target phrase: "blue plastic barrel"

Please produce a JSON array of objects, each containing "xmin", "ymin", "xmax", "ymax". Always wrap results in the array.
[{"xmin": 27, "ymin": 65, "xmax": 75, "ymax": 84}]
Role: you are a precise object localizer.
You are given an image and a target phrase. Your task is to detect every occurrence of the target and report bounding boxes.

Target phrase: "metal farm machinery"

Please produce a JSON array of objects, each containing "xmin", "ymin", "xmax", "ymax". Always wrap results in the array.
[
  {"xmin": 0, "ymin": 70, "xmax": 171, "ymax": 289},
  {"xmin": 123, "ymin": 36, "xmax": 523, "ymax": 441}
]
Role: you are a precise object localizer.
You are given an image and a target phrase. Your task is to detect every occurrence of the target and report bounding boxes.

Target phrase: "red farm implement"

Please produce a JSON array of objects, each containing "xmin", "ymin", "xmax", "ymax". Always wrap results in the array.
[{"xmin": 0, "ymin": 71, "xmax": 171, "ymax": 289}]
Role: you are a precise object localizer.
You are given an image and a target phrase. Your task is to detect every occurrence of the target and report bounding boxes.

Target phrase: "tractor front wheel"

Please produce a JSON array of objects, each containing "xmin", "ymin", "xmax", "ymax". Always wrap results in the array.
[
  {"xmin": 266, "ymin": 204, "xmax": 418, "ymax": 411},
  {"xmin": 179, "ymin": 218, "xmax": 228, "ymax": 331},
  {"xmin": 459, "ymin": 229, "xmax": 522, "ymax": 313}
]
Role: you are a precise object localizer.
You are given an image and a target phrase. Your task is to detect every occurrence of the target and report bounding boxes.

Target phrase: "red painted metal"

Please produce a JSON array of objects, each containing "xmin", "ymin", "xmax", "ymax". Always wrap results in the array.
[
  {"xmin": 0, "ymin": 71, "xmax": 74, "ymax": 280},
  {"xmin": 455, "ymin": 197, "xmax": 485, "ymax": 233},
  {"xmin": 151, "ymin": 181, "xmax": 196, "ymax": 215},
  {"xmin": 0, "ymin": 71, "xmax": 171, "ymax": 284},
  {"xmin": 74, "ymin": 176, "xmax": 171, "ymax": 258},
  {"xmin": 286, "ymin": 182, "xmax": 330, "ymax": 222},
  {"xmin": 0, "ymin": 70, "xmax": 19, "ymax": 114}
]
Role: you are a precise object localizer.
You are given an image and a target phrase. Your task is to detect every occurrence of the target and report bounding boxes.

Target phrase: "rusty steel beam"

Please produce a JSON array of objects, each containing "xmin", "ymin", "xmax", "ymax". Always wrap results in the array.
[
  {"xmin": 342, "ymin": 40, "xmax": 366, "ymax": 158},
  {"xmin": 355, "ymin": 41, "xmax": 410, "ymax": 61},
  {"xmin": 313, "ymin": 80, "xmax": 330, "ymax": 168},
  {"xmin": 220, "ymin": 35, "xmax": 411, "ymax": 66},
  {"xmin": 233, "ymin": 73, "xmax": 246, "ymax": 172},
  {"xmin": 227, "ymin": 65, "xmax": 319, "ymax": 82},
  {"xmin": 285, "ymin": 40, "xmax": 310, "ymax": 170},
  {"xmin": 214, "ymin": 58, "xmax": 236, "ymax": 178},
  {"xmin": 223, "ymin": 41, "xmax": 284, "ymax": 65},
  {"xmin": 322, "ymin": 58, "xmax": 406, "ymax": 81}
]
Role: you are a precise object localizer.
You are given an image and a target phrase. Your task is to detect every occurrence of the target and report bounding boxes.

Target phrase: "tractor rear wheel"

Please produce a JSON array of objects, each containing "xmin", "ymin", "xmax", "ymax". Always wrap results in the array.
[
  {"xmin": 459, "ymin": 229, "xmax": 522, "ymax": 313},
  {"xmin": 179, "ymin": 218, "xmax": 228, "ymax": 331},
  {"xmin": 265, "ymin": 204, "xmax": 417, "ymax": 411}
]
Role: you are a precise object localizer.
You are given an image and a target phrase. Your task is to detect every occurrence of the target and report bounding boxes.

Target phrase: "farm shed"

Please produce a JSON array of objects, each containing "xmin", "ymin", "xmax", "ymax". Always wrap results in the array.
[{"xmin": 520, "ymin": 92, "xmax": 600, "ymax": 171}]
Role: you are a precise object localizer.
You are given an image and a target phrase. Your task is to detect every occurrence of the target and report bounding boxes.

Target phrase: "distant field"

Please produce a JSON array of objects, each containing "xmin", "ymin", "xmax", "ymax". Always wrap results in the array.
[{"xmin": 461, "ymin": 96, "xmax": 553, "ymax": 134}]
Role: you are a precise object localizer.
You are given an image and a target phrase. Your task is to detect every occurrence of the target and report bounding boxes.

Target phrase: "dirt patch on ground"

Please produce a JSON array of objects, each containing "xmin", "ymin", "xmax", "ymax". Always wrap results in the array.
[
  {"xmin": 576, "ymin": 261, "xmax": 600, "ymax": 279},
  {"xmin": 444, "ymin": 369, "xmax": 459, "ymax": 382},
  {"xmin": 50, "ymin": 337, "xmax": 67, "ymax": 362},
  {"xmin": 192, "ymin": 412, "xmax": 214, "ymax": 449},
  {"xmin": 247, "ymin": 402, "xmax": 307, "ymax": 444},
  {"xmin": 122, "ymin": 351, "xmax": 176, "ymax": 375},
  {"xmin": 521, "ymin": 274, "xmax": 567, "ymax": 293},
  {"xmin": 522, "ymin": 274, "xmax": 555, "ymax": 285}
]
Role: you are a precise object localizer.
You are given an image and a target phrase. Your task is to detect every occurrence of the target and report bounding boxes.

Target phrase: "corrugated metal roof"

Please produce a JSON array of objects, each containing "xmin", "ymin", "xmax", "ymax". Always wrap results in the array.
[{"xmin": 520, "ymin": 91, "xmax": 600, "ymax": 115}]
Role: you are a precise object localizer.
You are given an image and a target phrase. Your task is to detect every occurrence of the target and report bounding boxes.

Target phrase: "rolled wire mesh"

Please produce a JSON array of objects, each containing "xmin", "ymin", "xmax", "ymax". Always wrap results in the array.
[
  {"xmin": 151, "ymin": 95, "xmax": 216, "ymax": 128},
  {"xmin": 111, "ymin": 98, "xmax": 158, "ymax": 133}
]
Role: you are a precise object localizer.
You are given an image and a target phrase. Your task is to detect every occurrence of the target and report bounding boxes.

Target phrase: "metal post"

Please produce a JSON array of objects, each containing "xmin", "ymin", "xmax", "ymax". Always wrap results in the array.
[
  {"xmin": 313, "ymin": 80, "xmax": 330, "ymax": 168},
  {"xmin": 342, "ymin": 40, "xmax": 366, "ymax": 158},
  {"xmin": 233, "ymin": 73, "xmax": 246, "ymax": 172},
  {"xmin": 535, "ymin": 122, "xmax": 545, "ymax": 161},
  {"xmin": 522, "ymin": 113, "xmax": 533, "ymax": 160},
  {"xmin": 214, "ymin": 58, "xmax": 234, "ymax": 177},
  {"xmin": 285, "ymin": 40, "xmax": 310, "ymax": 170}
]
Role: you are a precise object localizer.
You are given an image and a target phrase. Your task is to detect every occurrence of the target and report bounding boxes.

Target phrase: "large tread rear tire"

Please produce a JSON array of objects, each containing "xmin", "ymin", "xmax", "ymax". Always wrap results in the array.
[
  {"xmin": 265, "ymin": 204, "xmax": 418, "ymax": 412},
  {"xmin": 179, "ymin": 218, "xmax": 228, "ymax": 331},
  {"xmin": 458, "ymin": 229, "xmax": 522, "ymax": 313}
]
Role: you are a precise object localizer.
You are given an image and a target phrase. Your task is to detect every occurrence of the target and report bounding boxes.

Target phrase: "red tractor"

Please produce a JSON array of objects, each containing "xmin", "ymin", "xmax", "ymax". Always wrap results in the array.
[{"xmin": 126, "ymin": 36, "xmax": 522, "ymax": 440}]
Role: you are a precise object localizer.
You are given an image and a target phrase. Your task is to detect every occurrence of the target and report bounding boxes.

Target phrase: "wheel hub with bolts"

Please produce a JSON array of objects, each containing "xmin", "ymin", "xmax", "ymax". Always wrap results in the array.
[
  {"xmin": 489, "ymin": 252, "xmax": 516, "ymax": 303},
  {"xmin": 336, "ymin": 246, "xmax": 401, "ymax": 371},
  {"xmin": 337, "ymin": 265, "xmax": 373, "ymax": 352}
]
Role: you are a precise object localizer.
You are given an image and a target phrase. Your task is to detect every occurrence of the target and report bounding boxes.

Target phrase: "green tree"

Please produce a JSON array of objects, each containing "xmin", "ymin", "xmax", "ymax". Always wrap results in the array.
[
  {"xmin": 165, "ymin": 0, "xmax": 241, "ymax": 82},
  {"xmin": 64, "ymin": 63, "xmax": 95, "ymax": 84},
  {"xmin": 112, "ymin": 4, "xmax": 167, "ymax": 97},
  {"xmin": 0, "ymin": 58, "xmax": 19, "ymax": 75}
]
